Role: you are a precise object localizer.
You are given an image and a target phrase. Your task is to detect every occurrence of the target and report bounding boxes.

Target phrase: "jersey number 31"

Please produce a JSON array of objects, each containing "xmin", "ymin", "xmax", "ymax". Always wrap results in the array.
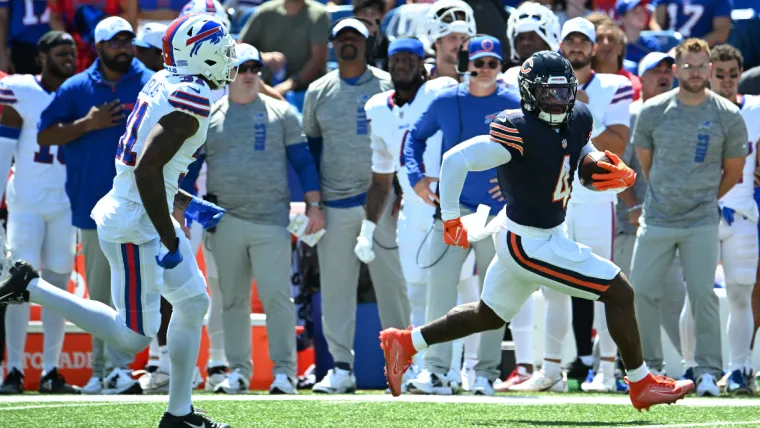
[{"xmin": 553, "ymin": 154, "xmax": 571, "ymax": 208}]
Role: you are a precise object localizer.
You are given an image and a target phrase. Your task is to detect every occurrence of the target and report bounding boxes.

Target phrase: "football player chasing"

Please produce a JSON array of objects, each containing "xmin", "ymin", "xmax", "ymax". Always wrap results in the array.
[
  {"xmin": 380, "ymin": 51, "xmax": 695, "ymax": 411},
  {"xmin": 0, "ymin": 14, "xmax": 232, "ymax": 427}
]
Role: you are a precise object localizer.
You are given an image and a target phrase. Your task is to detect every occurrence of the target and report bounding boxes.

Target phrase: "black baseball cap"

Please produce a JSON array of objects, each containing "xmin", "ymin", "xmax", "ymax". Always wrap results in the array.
[{"xmin": 37, "ymin": 31, "xmax": 75, "ymax": 53}]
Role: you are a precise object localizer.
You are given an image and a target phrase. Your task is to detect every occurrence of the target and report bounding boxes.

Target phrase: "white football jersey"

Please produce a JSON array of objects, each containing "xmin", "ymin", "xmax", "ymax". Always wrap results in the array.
[
  {"xmin": 720, "ymin": 94, "xmax": 760, "ymax": 223},
  {"xmin": 364, "ymin": 77, "xmax": 458, "ymax": 206},
  {"xmin": 0, "ymin": 74, "xmax": 69, "ymax": 212},
  {"xmin": 503, "ymin": 66, "xmax": 520, "ymax": 93},
  {"xmin": 93, "ymin": 70, "xmax": 211, "ymax": 243},
  {"xmin": 570, "ymin": 72, "xmax": 633, "ymax": 205}
]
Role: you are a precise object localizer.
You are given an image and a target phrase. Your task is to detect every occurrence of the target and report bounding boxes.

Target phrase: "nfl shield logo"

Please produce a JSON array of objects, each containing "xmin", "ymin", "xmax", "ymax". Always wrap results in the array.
[
  {"xmin": 562, "ymin": 138, "xmax": 567, "ymax": 149},
  {"xmin": 399, "ymin": 112, "xmax": 404, "ymax": 119}
]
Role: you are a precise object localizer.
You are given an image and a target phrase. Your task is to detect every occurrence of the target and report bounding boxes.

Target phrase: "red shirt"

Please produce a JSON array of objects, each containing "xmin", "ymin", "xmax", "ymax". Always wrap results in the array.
[{"xmin": 618, "ymin": 68, "xmax": 642, "ymax": 101}]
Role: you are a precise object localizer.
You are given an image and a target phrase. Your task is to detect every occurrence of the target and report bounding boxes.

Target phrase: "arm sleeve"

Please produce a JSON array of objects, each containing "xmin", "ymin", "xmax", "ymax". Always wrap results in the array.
[
  {"xmin": 309, "ymin": 9, "xmax": 330, "ymax": 44},
  {"xmin": 631, "ymin": 105, "xmax": 654, "ymax": 151},
  {"xmin": 283, "ymin": 107, "xmax": 320, "ymax": 193},
  {"xmin": 168, "ymin": 85, "xmax": 211, "ymax": 121},
  {"xmin": 439, "ymin": 135, "xmax": 512, "ymax": 221},
  {"xmin": 723, "ymin": 113, "xmax": 749, "ymax": 159},
  {"xmin": 404, "ymin": 97, "xmax": 441, "ymax": 188},
  {"xmin": 39, "ymin": 84, "xmax": 75, "ymax": 131}
]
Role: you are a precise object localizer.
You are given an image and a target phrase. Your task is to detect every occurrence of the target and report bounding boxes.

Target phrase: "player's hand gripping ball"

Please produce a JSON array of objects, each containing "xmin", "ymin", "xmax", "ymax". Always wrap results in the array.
[
  {"xmin": 578, "ymin": 151, "xmax": 612, "ymax": 190},
  {"xmin": 579, "ymin": 150, "xmax": 636, "ymax": 192}
]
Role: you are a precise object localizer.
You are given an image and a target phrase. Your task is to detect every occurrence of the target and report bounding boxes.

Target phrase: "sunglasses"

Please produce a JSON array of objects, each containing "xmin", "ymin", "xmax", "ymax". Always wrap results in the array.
[
  {"xmin": 103, "ymin": 38, "xmax": 134, "ymax": 49},
  {"xmin": 715, "ymin": 73, "xmax": 739, "ymax": 80},
  {"xmin": 473, "ymin": 59, "xmax": 500, "ymax": 69},
  {"xmin": 238, "ymin": 64, "xmax": 262, "ymax": 74}
]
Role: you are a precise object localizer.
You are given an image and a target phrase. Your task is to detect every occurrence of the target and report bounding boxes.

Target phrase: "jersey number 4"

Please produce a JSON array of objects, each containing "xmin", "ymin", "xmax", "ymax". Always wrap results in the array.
[
  {"xmin": 552, "ymin": 154, "xmax": 571, "ymax": 208},
  {"xmin": 116, "ymin": 101, "xmax": 149, "ymax": 166}
]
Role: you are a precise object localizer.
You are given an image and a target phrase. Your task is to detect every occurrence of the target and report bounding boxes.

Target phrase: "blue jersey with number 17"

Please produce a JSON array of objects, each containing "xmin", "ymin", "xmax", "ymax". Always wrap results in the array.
[
  {"xmin": 652, "ymin": 0, "xmax": 731, "ymax": 39},
  {"xmin": 0, "ymin": 0, "xmax": 51, "ymax": 45}
]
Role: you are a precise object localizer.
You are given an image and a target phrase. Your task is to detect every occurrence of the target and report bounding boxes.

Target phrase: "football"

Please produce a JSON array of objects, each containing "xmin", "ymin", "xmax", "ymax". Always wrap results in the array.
[{"xmin": 578, "ymin": 151, "xmax": 612, "ymax": 190}]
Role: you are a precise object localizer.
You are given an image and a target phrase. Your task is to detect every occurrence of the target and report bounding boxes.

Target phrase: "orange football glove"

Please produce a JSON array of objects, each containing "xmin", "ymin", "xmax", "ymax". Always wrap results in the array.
[
  {"xmin": 591, "ymin": 150, "xmax": 637, "ymax": 191},
  {"xmin": 443, "ymin": 218, "xmax": 469, "ymax": 249}
]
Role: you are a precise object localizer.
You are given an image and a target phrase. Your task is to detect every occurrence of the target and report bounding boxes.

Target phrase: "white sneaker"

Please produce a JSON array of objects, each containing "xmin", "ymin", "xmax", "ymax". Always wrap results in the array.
[
  {"xmin": 461, "ymin": 368, "xmax": 477, "ymax": 392},
  {"xmin": 311, "ymin": 368, "xmax": 356, "ymax": 394},
  {"xmin": 696, "ymin": 373, "xmax": 720, "ymax": 397},
  {"xmin": 102, "ymin": 368, "xmax": 141, "ymax": 395},
  {"xmin": 82, "ymin": 376, "xmax": 103, "ymax": 395},
  {"xmin": 138, "ymin": 370, "xmax": 170, "ymax": 394},
  {"xmin": 214, "ymin": 369, "xmax": 250, "ymax": 394},
  {"xmin": 269, "ymin": 373, "xmax": 297, "ymax": 395},
  {"xmin": 508, "ymin": 370, "xmax": 568, "ymax": 392},
  {"xmin": 581, "ymin": 371, "xmax": 616, "ymax": 392},
  {"xmin": 204, "ymin": 365, "xmax": 227, "ymax": 392},
  {"xmin": 472, "ymin": 376, "xmax": 495, "ymax": 396},
  {"xmin": 406, "ymin": 369, "xmax": 457, "ymax": 395},
  {"xmin": 446, "ymin": 368, "xmax": 462, "ymax": 395}
]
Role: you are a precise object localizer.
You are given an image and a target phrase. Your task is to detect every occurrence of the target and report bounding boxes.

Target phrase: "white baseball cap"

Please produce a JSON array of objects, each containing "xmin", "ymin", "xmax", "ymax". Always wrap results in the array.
[
  {"xmin": 234, "ymin": 43, "xmax": 262, "ymax": 67},
  {"xmin": 94, "ymin": 16, "xmax": 135, "ymax": 43},
  {"xmin": 561, "ymin": 17, "xmax": 596, "ymax": 44},
  {"xmin": 332, "ymin": 18, "xmax": 369, "ymax": 39},
  {"xmin": 134, "ymin": 23, "xmax": 167, "ymax": 50}
]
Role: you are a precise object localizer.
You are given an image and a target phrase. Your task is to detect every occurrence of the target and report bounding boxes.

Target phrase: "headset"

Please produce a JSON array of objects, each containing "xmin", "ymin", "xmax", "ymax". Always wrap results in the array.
[{"xmin": 329, "ymin": 16, "xmax": 380, "ymax": 64}]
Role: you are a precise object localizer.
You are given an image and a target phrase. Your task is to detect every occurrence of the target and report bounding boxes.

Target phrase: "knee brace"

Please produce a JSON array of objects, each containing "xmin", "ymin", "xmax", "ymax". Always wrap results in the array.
[{"xmin": 171, "ymin": 293, "xmax": 210, "ymax": 327}]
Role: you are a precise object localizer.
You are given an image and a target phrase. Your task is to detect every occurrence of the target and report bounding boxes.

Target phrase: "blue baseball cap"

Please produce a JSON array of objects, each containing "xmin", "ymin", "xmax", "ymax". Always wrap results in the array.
[
  {"xmin": 468, "ymin": 36, "xmax": 503, "ymax": 61},
  {"xmin": 389, "ymin": 38, "xmax": 425, "ymax": 58},
  {"xmin": 615, "ymin": 0, "xmax": 644, "ymax": 16},
  {"xmin": 638, "ymin": 52, "xmax": 675, "ymax": 76}
]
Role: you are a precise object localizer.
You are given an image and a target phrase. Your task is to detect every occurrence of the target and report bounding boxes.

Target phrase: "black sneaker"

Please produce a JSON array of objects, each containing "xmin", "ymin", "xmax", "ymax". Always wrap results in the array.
[
  {"xmin": 0, "ymin": 261, "xmax": 38, "ymax": 305},
  {"xmin": 38, "ymin": 368, "xmax": 81, "ymax": 394},
  {"xmin": 0, "ymin": 368, "xmax": 24, "ymax": 394},
  {"xmin": 564, "ymin": 357, "xmax": 592, "ymax": 382},
  {"xmin": 157, "ymin": 407, "xmax": 230, "ymax": 428}
]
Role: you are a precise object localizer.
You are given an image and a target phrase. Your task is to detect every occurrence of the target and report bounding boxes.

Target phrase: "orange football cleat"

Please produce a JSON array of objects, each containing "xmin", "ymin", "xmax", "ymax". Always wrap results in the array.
[
  {"xmin": 379, "ymin": 327, "xmax": 417, "ymax": 397},
  {"xmin": 626, "ymin": 373, "xmax": 694, "ymax": 412}
]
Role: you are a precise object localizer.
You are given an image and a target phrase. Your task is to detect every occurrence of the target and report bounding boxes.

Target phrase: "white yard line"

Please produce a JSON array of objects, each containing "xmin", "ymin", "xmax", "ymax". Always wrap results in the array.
[
  {"xmin": 0, "ymin": 402, "xmax": 139, "ymax": 411},
  {"xmin": 637, "ymin": 421, "xmax": 760, "ymax": 428}
]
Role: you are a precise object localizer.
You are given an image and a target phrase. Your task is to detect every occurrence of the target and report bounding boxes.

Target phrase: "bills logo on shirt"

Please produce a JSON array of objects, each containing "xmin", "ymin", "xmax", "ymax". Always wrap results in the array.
[{"xmin": 356, "ymin": 94, "xmax": 370, "ymax": 135}]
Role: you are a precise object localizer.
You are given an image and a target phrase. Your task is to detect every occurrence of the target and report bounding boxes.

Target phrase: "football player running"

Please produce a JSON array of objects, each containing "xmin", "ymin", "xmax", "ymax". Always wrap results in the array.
[
  {"xmin": 0, "ymin": 14, "xmax": 233, "ymax": 427},
  {"xmin": 380, "ymin": 51, "xmax": 695, "ymax": 411}
]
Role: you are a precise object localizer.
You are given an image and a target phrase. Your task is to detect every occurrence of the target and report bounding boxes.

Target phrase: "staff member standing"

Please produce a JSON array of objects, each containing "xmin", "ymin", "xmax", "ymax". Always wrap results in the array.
[
  {"xmin": 403, "ymin": 35, "xmax": 520, "ymax": 396},
  {"xmin": 632, "ymin": 38, "xmax": 748, "ymax": 397},
  {"xmin": 37, "ymin": 17, "xmax": 153, "ymax": 395},
  {"xmin": 302, "ymin": 18, "xmax": 409, "ymax": 394},
  {"xmin": 205, "ymin": 43, "xmax": 324, "ymax": 395}
]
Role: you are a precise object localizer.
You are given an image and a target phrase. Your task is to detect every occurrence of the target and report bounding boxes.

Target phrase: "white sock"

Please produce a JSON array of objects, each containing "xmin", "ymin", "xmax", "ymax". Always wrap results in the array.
[
  {"xmin": 679, "ymin": 295, "xmax": 697, "ymax": 369},
  {"xmin": 543, "ymin": 360, "xmax": 562, "ymax": 378},
  {"xmin": 542, "ymin": 287, "xmax": 571, "ymax": 361},
  {"xmin": 167, "ymin": 294, "xmax": 208, "ymax": 417},
  {"xmin": 411, "ymin": 327, "xmax": 428, "ymax": 352},
  {"xmin": 450, "ymin": 338, "xmax": 463, "ymax": 372},
  {"xmin": 158, "ymin": 345, "xmax": 171, "ymax": 373},
  {"xmin": 41, "ymin": 270, "xmax": 69, "ymax": 374},
  {"xmin": 205, "ymin": 275, "xmax": 226, "ymax": 367},
  {"xmin": 510, "ymin": 299, "xmax": 534, "ymax": 365},
  {"xmin": 599, "ymin": 360, "xmax": 616, "ymax": 378},
  {"xmin": 579, "ymin": 355, "xmax": 594, "ymax": 367},
  {"xmin": 148, "ymin": 337, "xmax": 160, "ymax": 365},
  {"xmin": 626, "ymin": 362, "xmax": 649, "ymax": 383},
  {"xmin": 4, "ymin": 302, "xmax": 29, "ymax": 374},
  {"xmin": 726, "ymin": 283, "xmax": 754, "ymax": 371}
]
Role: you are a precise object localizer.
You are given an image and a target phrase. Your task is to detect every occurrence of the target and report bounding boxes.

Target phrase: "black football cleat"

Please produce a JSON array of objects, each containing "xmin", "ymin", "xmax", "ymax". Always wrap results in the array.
[
  {"xmin": 564, "ymin": 357, "xmax": 592, "ymax": 382},
  {"xmin": 157, "ymin": 407, "xmax": 230, "ymax": 428},
  {"xmin": 0, "ymin": 261, "xmax": 38, "ymax": 305},
  {"xmin": 0, "ymin": 368, "xmax": 24, "ymax": 394},
  {"xmin": 38, "ymin": 368, "xmax": 82, "ymax": 394}
]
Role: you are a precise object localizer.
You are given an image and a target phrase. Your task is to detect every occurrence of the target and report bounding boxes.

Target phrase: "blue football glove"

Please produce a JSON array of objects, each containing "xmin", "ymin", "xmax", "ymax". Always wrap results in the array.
[
  {"xmin": 156, "ymin": 238, "xmax": 183, "ymax": 269},
  {"xmin": 184, "ymin": 196, "xmax": 226, "ymax": 230},
  {"xmin": 721, "ymin": 206, "xmax": 735, "ymax": 226}
]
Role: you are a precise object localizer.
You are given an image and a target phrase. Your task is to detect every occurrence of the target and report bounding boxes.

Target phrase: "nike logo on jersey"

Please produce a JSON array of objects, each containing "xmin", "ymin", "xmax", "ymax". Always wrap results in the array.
[{"xmin": 187, "ymin": 86, "xmax": 201, "ymax": 94}]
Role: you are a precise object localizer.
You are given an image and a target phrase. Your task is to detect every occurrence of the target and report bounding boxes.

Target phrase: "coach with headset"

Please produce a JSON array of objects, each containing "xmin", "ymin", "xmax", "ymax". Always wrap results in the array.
[
  {"xmin": 402, "ymin": 35, "xmax": 520, "ymax": 396},
  {"xmin": 302, "ymin": 18, "xmax": 410, "ymax": 394}
]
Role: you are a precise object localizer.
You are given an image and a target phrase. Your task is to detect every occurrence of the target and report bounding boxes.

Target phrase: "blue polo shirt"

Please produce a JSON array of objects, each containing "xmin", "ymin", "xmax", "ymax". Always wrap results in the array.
[{"xmin": 39, "ymin": 58, "xmax": 154, "ymax": 229}]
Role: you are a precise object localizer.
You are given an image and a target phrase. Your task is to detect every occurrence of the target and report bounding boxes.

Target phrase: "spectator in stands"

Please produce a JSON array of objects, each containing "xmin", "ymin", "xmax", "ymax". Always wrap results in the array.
[
  {"xmin": 137, "ymin": 0, "xmax": 184, "ymax": 30},
  {"xmin": 354, "ymin": 0, "xmax": 390, "ymax": 71},
  {"xmin": 631, "ymin": 38, "xmax": 747, "ymax": 397},
  {"xmin": 652, "ymin": 0, "xmax": 730, "ymax": 45},
  {"xmin": 0, "ymin": 0, "xmax": 52, "ymax": 73},
  {"xmin": 503, "ymin": 1, "xmax": 561, "ymax": 91},
  {"xmin": 616, "ymin": 0, "xmax": 662, "ymax": 64},
  {"xmin": 205, "ymin": 43, "xmax": 323, "ymax": 395},
  {"xmin": 301, "ymin": 18, "xmax": 409, "ymax": 394},
  {"xmin": 133, "ymin": 22, "xmax": 165, "ymax": 73},
  {"xmin": 739, "ymin": 65, "xmax": 760, "ymax": 96},
  {"xmin": 37, "ymin": 16, "xmax": 153, "ymax": 395},
  {"xmin": 592, "ymin": 21, "xmax": 641, "ymax": 100},
  {"xmin": 239, "ymin": 0, "xmax": 330, "ymax": 95},
  {"xmin": 426, "ymin": 0, "xmax": 477, "ymax": 80},
  {"xmin": 459, "ymin": 0, "xmax": 510, "ymax": 56},
  {"xmin": 548, "ymin": 0, "xmax": 593, "ymax": 27},
  {"xmin": 729, "ymin": 0, "xmax": 760, "ymax": 70},
  {"xmin": 616, "ymin": 52, "xmax": 684, "ymax": 376}
]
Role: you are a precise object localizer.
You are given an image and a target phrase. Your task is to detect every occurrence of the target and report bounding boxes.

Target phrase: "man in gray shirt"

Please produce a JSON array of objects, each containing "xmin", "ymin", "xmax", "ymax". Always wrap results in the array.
[
  {"xmin": 204, "ymin": 44, "xmax": 325, "ymax": 395},
  {"xmin": 616, "ymin": 52, "xmax": 685, "ymax": 377},
  {"xmin": 631, "ymin": 39, "xmax": 748, "ymax": 395},
  {"xmin": 302, "ymin": 19, "xmax": 410, "ymax": 394}
]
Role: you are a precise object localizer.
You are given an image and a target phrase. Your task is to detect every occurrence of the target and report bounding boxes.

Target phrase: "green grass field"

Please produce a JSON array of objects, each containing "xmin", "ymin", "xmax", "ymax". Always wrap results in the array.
[{"xmin": 1, "ymin": 392, "xmax": 759, "ymax": 427}]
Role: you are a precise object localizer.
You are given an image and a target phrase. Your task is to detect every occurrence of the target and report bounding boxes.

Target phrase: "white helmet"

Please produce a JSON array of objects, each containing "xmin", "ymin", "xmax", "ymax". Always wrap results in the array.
[
  {"xmin": 180, "ymin": 0, "xmax": 231, "ymax": 30},
  {"xmin": 162, "ymin": 14, "xmax": 237, "ymax": 87},
  {"xmin": 426, "ymin": 0, "xmax": 476, "ymax": 42},
  {"xmin": 506, "ymin": 2, "xmax": 560, "ymax": 62}
]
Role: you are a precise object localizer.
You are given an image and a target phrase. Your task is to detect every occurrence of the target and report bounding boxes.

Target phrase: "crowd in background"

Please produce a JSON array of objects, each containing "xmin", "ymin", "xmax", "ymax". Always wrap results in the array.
[{"xmin": 1, "ymin": 0, "xmax": 760, "ymax": 400}]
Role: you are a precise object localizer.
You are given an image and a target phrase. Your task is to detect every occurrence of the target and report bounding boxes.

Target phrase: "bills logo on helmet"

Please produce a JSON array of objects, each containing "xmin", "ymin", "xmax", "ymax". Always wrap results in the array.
[{"xmin": 187, "ymin": 21, "xmax": 223, "ymax": 57}]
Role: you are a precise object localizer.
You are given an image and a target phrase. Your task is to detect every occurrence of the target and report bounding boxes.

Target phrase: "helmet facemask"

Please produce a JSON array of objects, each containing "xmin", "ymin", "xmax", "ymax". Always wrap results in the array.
[
  {"xmin": 203, "ymin": 36, "xmax": 237, "ymax": 88},
  {"xmin": 521, "ymin": 76, "xmax": 577, "ymax": 126}
]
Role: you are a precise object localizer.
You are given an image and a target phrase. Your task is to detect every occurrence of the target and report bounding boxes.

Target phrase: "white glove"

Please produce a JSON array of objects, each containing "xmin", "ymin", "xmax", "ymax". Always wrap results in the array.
[{"xmin": 354, "ymin": 220, "xmax": 377, "ymax": 263}]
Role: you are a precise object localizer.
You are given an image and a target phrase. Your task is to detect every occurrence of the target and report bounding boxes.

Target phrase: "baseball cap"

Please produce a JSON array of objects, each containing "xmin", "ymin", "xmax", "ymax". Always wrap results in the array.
[
  {"xmin": 388, "ymin": 38, "xmax": 425, "ymax": 58},
  {"xmin": 468, "ymin": 36, "xmax": 503, "ymax": 61},
  {"xmin": 94, "ymin": 16, "xmax": 135, "ymax": 43},
  {"xmin": 332, "ymin": 18, "xmax": 369, "ymax": 39},
  {"xmin": 234, "ymin": 43, "xmax": 263, "ymax": 67},
  {"xmin": 615, "ymin": 0, "xmax": 644, "ymax": 17},
  {"xmin": 37, "ymin": 31, "xmax": 75, "ymax": 53},
  {"xmin": 638, "ymin": 52, "xmax": 675, "ymax": 76},
  {"xmin": 561, "ymin": 17, "xmax": 596, "ymax": 43},
  {"xmin": 134, "ymin": 23, "xmax": 167, "ymax": 50}
]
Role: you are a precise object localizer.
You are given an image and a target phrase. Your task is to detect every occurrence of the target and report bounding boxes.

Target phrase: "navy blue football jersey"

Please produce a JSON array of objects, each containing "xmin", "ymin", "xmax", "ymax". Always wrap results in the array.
[{"xmin": 489, "ymin": 103, "xmax": 594, "ymax": 229}]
